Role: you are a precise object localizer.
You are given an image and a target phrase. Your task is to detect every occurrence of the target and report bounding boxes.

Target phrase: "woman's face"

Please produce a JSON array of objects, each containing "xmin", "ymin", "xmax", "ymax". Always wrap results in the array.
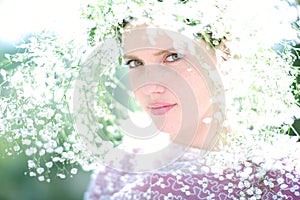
[{"xmin": 122, "ymin": 25, "xmax": 217, "ymax": 148}]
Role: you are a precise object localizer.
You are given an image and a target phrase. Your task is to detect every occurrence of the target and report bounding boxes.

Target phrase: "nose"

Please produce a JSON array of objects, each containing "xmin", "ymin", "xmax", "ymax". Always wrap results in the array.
[
  {"xmin": 141, "ymin": 83, "xmax": 166, "ymax": 99},
  {"xmin": 139, "ymin": 65, "xmax": 166, "ymax": 97}
]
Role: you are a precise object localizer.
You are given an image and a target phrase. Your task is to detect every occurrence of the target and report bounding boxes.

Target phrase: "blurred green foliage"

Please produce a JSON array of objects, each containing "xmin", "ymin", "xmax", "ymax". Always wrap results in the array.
[
  {"xmin": 291, "ymin": 43, "xmax": 300, "ymax": 136},
  {"xmin": 0, "ymin": 156, "xmax": 91, "ymax": 200},
  {"xmin": 0, "ymin": 39, "xmax": 91, "ymax": 200}
]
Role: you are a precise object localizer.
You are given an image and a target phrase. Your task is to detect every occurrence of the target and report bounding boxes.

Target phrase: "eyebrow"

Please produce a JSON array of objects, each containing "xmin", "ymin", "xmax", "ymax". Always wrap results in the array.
[
  {"xmin": 123, "ymin": 48, "xmax": 177, "ymax": 59},
  {"xmin": 153, "ymin": 48, "xmax": 176, "ymax": 56},
  {"xmin": 123, "ymin": 54, "xmax": 138, "ymax": 60}
]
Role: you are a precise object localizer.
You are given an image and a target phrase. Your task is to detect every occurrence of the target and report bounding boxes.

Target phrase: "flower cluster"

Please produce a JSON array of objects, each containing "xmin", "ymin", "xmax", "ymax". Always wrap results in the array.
[{"xmin": 82, "ymin": 0, "xmax": 300, "ymax": 143}]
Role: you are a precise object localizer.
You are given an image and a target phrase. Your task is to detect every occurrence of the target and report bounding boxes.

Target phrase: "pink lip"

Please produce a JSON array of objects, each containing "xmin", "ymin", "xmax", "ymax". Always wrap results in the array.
[{"xmin": 147, "ymin": 102, "xmax": 177, "ymax": 116}]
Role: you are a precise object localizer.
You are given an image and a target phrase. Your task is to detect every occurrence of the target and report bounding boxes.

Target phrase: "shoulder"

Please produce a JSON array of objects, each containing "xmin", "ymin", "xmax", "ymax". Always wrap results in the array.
[
  {"xmin": 130, "ymin": 158, "xmax": 300, "ymax": 199},
  {"xmin": 84, "ymin": 141, "xmax": 300, "ymax": 200},
  {"xmin": 84, "ymin": 165, "xmax": 144, "ymax": 200}
]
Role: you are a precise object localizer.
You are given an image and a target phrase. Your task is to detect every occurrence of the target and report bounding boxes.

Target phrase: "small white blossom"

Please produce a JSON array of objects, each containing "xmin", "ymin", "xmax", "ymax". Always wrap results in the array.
[
  {"xmin": 57, "ymin": 173, "xmax": 66, "ymax": 179},
  {"xmin": 22, "ymin": 139, "xmax": 31, "ymax": 145},
  {"xmin": 25, "ymin": 147, "xmax": 37, "ymax": 156},
  {"xmin": 39, "ymin": 149, "xmax": 45, "ymax": 156},
  {"xmin": 38, "ymin": 176, "xmax": 45, "ymax": 182},
  {"xmin": 36, "ymin": 167, "xmax": 44, "ymax": 174},
  {"xmin": 55, "ymin": 146, "xmax": 64, "ymax": 154},
  {"xmin": 70, "ymin": 168, "xmax": 78, "ymax": 175},
  {"xmin": 45, "ymin": 162, "xmax": 53, "ymax": 168},
  {"xmin": 29, "ymin": 172, "xmax": 37, "ymax": 177},
  {"xmin": 27, "ymin": 160, "xmax": 36, "ymax": 168},
  {"xmin": 13, "ymin": 145, "xmax": 20, "ymax": 152},
  {"xmin": 52, "ymin": 157, "xmax": 60, "ymax": 162}
]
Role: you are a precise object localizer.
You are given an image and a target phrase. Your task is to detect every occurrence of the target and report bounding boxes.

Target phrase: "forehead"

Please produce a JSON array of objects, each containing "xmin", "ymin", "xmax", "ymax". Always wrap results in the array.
[
  {"xmin": 122, "ymin": 27, "xmax": 196, "ymax": 54},
  {"xmin": 123, "ymin": 48, "xmax": 179, "ymax": 59},
  {"xmin": 122, "ymin": 27, "xmax": 216, "ymax": 64}
]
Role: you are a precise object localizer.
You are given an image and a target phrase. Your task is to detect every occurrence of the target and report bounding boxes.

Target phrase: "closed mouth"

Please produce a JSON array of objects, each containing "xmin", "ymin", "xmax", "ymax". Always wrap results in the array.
[{"xmin": 147, "ymin": 102, "xmax": 177, "ymax": 115}]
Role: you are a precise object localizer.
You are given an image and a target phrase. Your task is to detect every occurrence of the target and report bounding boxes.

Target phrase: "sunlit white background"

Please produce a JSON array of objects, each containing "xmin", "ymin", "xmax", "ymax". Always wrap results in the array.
[{"xmin": 0, "ymin": 0, "xmax": 82, "ymax": 42}]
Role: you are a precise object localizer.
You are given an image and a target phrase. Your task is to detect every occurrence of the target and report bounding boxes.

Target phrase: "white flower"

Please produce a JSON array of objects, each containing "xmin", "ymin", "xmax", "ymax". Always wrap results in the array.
[
  {"xmin": 25, "ymin": 147, "xmax": 37, "ymax": 156},
  {"xmin": 45, "ymin": 162, "xmax": 53, "ymax": 168},
  {"xmin": 38, "ymin": 176, "xmax": 45, "ymax": 182},
  {"xmin": 52, "ymin": 157, "xmax": 60, "ymax": 162},
  {"xmin": 28, "ymin": 160, "xmax": 36, "ymax": 168},
  {"xmin": 39, "ymin": 149, "xmax": 45, "ymax": 156},
  {"xmin": 29, "ymin": 172, "xmax": 37, "ymax": 177},
  {"xmin": 57, "ymin": 173, "xmax": 66, "ymax": 179},
  {"xmin": 70, "ymin": 168, "xmax": 78, "ymax": 175},
  {"xmin": 13, "ymin": 145, "xmax": 20, "ymax": 152},
  {"xmin": 55, "ymin": 146, "xmax": 64, "ymax": 154},
  {"xmin": 36, "ymin": 167, "xmax": 44, "ymax": 174}
]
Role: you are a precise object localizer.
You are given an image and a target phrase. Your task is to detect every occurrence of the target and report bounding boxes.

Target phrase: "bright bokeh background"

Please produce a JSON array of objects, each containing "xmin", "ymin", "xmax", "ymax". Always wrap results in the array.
[{"xmin": 0, "ymin": 0, "xmax": 82, "ymax": 42}]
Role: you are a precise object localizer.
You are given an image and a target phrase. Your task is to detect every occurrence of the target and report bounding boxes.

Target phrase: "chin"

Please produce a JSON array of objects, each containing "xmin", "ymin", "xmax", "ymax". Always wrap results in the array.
[{"xmin": 159, "ymin": 124, "xmax": 180, "ymax": 136}]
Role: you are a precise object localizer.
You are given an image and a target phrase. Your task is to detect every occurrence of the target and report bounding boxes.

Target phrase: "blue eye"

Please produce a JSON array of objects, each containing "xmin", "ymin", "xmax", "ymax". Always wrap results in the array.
[
  {"xmin": 164, "ymin": 53, "xmax": 184, "ymax": 63},
  {"xmin": 126, "ymin": 60, "xmax": 143, "ymax": 68}
]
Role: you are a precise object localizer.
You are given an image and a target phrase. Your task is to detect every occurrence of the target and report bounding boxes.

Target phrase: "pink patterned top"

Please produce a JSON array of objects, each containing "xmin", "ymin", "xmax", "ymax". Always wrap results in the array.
[{"xmin": 84, "ymin": 147, "xmax": 300, "ymax": 200}]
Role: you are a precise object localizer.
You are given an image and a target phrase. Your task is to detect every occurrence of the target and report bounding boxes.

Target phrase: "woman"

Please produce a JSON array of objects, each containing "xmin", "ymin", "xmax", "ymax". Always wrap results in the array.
[{"xmin": 81, "ymin": 1, "xmax": 300, "ymax": 199}]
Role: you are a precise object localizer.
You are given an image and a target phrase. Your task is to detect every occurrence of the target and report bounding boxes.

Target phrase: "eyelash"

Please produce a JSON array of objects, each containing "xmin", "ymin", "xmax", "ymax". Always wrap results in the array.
[
  {"xmin": 126, "ymin": 60, "xmax": 143, "ymax": 68},
  {"xmin": 125, "ymin": 53, "xmax": 184, "ymax": 68},
  {"xmin": 163, "ymin": 53, "xmax": 184, "ymax": 63}
]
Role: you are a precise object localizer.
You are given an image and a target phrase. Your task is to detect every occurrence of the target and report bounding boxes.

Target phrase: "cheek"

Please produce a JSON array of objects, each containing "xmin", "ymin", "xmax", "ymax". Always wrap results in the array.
[
  {"xmin": 129, "ymin": 74, "xmax": 145, "ymax": 104},
  {"xmin": 133, "ymin": 89, "xmax": 143, "ymax": 100},
  {"xmin": 180, "ymin": 69, "xmax": 211, "ymax": 112},
  {"xmin": 133, "ymin": 89, "xmax": 147, "ymax": 108}
]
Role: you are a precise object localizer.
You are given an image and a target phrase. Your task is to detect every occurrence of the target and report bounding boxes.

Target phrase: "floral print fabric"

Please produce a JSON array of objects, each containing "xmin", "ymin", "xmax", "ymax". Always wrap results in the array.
[{"xmin": 84, "ymin": 147, "xmax": 300, "ymax": 200}]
